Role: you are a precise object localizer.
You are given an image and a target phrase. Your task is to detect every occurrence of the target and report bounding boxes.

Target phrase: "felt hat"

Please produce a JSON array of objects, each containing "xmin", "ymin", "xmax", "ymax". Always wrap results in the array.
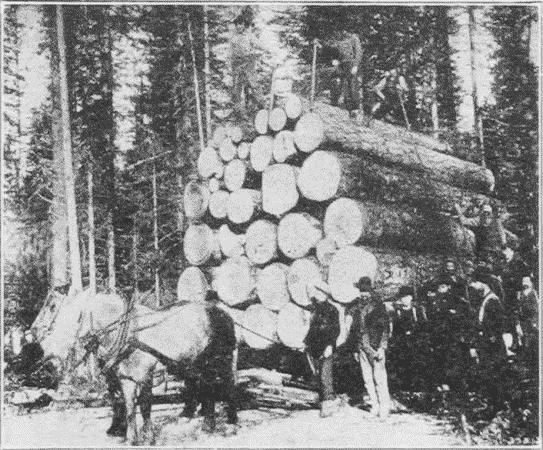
[{"xmin": 398, "ymin": 286, "xmax": 414, "ymax": 298}]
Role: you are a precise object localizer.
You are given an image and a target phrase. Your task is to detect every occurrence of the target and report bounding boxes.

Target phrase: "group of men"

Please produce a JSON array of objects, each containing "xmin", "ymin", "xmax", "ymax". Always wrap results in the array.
[{"xmin": 302, "ymin": 245, "xmax": 539, "ymax": 419}]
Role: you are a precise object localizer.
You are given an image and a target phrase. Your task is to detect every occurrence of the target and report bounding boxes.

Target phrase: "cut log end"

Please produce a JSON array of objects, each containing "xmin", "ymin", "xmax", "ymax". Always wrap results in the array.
[
  {"xmin": 209, "ymin": 190, "xmax": 230, "ymax": 219},
  {"xmin": 324, "ymin": 198, "xmax": 366, "ymax": 247},
  {"xmin": 183, "ymin": 223, "xmax": 218, "ymax": 266},
  {"xmin": 218, "ymin": 224, "xmax": 245, "ymax": 258},
  {"xmin": 294, "ymin": 112, "xmax": 324, "ymax": 153},
  {"xmin": 254, "ymin": 110, "xmax": 269, "ymax": 135},
  {"xmin": 184, "ymin": 181, "xmax": 210, "ymax": 220},
  {"xmin": 227, "ymin": 189, "xmax": 261, "ymax": 224},
  {"xmin": 250, "ymin": 136, "xmax": 274, "ymax": 172},
  {"xmin": 214, "ymin": 256, "xmax": 255, "ymax": 306},
  {"xmin": 224, "ymin": 159, "xmax": 247, "ymax": 192},
  {"xmin": 269, "ymin": 107, "xmax": 287, "ymax": 132},
  {"xmin": 177, "ymin": 267, "xmax": 209, "ymax": 303},
  {"xmin": 278, "ymin": 213, "xmax": 323, "ymax": 259},
  {"xmin": 287, "ymin": 257, "xmax": 324, "ymax": 307},
  {"xmin": 245, "ymin": 220, "xmax": 278, "ymax": 265},
  {"xmin": 298, "ymin": 151, "xmax": 342, "ymax": 201},
  {"xmin": 242, "ymin": 304, "xmax": 278, "ymax": 349},
  {"xmin": 277, "ymin": 302, "xmax": 311, "ymax": 349},
  {"xmin": 257, "ymin": 263, "xmax": 290, "ymax": 311},
  {"xmin": 273, "ymin": 130, "xmax": 297, "ymax": 163},
  {"xmin": 219, "ymin": 138, "xmax": 237, "ymax": 162},
  {"xmin": 262, "ymin": 164, "xmax": 299, "ymax": 217}
]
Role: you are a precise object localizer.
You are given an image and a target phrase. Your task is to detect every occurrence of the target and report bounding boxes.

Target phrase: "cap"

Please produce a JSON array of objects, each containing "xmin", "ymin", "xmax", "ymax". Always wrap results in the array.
[
  {"xmin": 398, "ymin": 286, "xmax": 414, "ymax": 298},
  {"xmin": 354, "ymin": 276, "xmax": 372, "ymax": 292}
]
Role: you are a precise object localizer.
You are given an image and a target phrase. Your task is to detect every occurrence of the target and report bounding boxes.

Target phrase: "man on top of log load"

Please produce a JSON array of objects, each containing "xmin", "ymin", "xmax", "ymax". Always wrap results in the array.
[
  {"xmin": 230, "ymin": 6, "xmax": 264, "ymax": 116},
  {"xmin": 371, "ymin": 68, "xmax": 411, "ymax": 130},
  {"xmin": 328, "ymin": 30, "xmax": 363, "ymax": 119},
  {"xmin": 350, "ymin": 277, "xmax": 392, "ymax": 419},
  {"xmin": 303, "ymin": 283, "xmax": 342, "ymax": 418}
]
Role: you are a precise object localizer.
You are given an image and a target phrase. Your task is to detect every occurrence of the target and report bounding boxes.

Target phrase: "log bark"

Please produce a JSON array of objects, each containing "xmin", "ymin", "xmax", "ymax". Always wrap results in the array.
[
  {"xmin": 213, "ymin": 256, "xmax": 256, "ymax": 306},
  {"xmin": 241, "ymin": 304, "xmax": 279, "ymax": 349},
  {"xmin": 218, "ymin": 224, "xmax": 245, "ymax": 258},
  {"xmin": 277, "ymin": 302, "xmax": 311, "ymax": 350},
  {"xmin": 183, "ymin": 223, "xmax": 220, "ymax": 266},
  {"xmin": 278, "ymin": 213, "xmax": 323, "ymax": 259},
  {"xmin": 198, "ymin": 147, "xmax": 224, "ymax": 178},
  {"xmin": 209, "ymin": 190, "xmax": 230, "ymax": 219},
  {"xmin": 316, "ymin": 237, "xmax": 339, "ymax": 268},
  {"xmin": 256, "ymin": 262, "xmax": 290, "ymax": 311},
  {"xmin": 245, "ymin": 220, "xmax": 278, "ymax": 265},
  {"xmin": 294, "ymin": 112, "xmax": 325, "ymax": 153},
  {"xmin": 177, "ymin": 266, "xmax": 209, "ymax": 303},
  {"xmin": 324, "ymin": 198, "xmax": 475, "ymax": 255},
  {"xmin": 328, "ymin": 246, "xmax": 378, "ymax": 303},
  {"xmin": 262, "ymin": 164, "xmax": 299, "ymax": 217},
  {"xmin": 219, "ymin": 138, "xmax": 237, "ymax": 162},
  {"xmin": 308, "ymin": 100, "xmax": 495, "ymax": 193},
  {"xmin": 224, "ymin": 159, "xmax": 247, "ymax": 192},
  {"xmin": 297, "ymin": 150, "xmax": 344, "ymax": 201},
  {"xmin": 227, "ymin": 189, "xmax": 262, "ymax": 224},
  {"xmin": 250, "ymin": 135, "xmax": 274, "ymax": 172},
  {"xmin": 254, "ymin": 109, "xmax": 269, "ymax": 135},
  {"xmin": 184, "ymin": 180, "xmax": 210, "ymax": 220},
  {"xmin": 237, "ymin": 141, "xmax": 251, "ymax": 160},
  {"xmin": 287, "ymin": 257, "xmax": 325, "ymax": 307},
  {"xmin": 273, "ymin": 130, "xmax": 297, "ymax": 163},
  {"xmin": 275, "ymin": 93, "xmax": 303, "ymax": 120},
  {"xmin": 269, "ymin": 107, "xmax": 287, "ymax": 132}
]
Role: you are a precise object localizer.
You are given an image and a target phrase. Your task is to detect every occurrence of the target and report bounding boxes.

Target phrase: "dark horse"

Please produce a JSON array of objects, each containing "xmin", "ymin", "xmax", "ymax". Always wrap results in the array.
[{"xmin": 31, "ymin": 289, "xmax": 238, "ymax": 444}]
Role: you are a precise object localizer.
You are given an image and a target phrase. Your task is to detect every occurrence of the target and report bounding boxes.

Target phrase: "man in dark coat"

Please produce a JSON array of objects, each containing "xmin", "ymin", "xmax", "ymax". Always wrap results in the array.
[
  {"xmin": 329, "ymin": 30, "xmax": 363, "ymax": 117},
  {"xmin": 303, "ymin": 281, "xmax": 341, "ymax": 418},
  {"xmin": 351, "ymin": 277, "xmax": 391, "ymax": 418},
  {"xmin": 516, "ymin": 275, "xmax": 539, "ymax": 369}
]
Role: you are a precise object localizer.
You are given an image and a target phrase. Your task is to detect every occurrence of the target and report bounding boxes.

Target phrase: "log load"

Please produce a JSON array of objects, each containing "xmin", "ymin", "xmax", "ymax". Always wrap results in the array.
[
  {"xmin": 219, "ymin": 138, "xmax": 237, "ymax": 162},
  {"xmin": 209, "ymin": 190, "xmax": 230, "ymax": 219},
  {"xmin": 277, "ymin": 302, "xmax": 311, "ymax": 350},
  {"xmin": 273, "ymin": 130, "xmax": 297, "ymax": 163},
  {"xmin": 218, "ymin": 224, "xmax": 245, "ymax": 258},
  {"xmin": 256, "ymin": 263, "xmax": 290, "ymax": 311},
  {"xmin": 224, "ymin": 159, "xmax": 247, "ymax": 192},
  {"xmin": 308, "ymin": 100, "xmax": 495, "ymax": 194},
  {"xmin": 177, "ymin": 267, "xmax": 209, "ymax": 303},
  {"xmin": 213, "ymin": 256, "xmax": 256, "ymax": 306},
  {"xmin": 237, "ymin": 142, "xmax": 251, "ymax": 160},
  {"xmin": 197, "ymin": 147, "xmax": 224, "ymax": 179},
  {"xmin": 278, "ymin": 213, "xmax": 323, "ymax": 259},
  {"xmin": 323, "ymin": 198, "xmax": 475, "ymax": 255},
  {"xmin": 254, "ymin": 110, "xmax": 269, "ymax": 135},
  {"xmin": 183, "ymin": 181, "xmax": 210, "ymax": 221},
  {"xmin": 262, "ymin": 164, "xmax": 299, "ymax": 217},
  {"xmin": 226, "ymin": 189, "xmax": 262, "ymax": 224},
  {"xmin": 269, "ymin": 107, "xmax": 287, "ymax": 132},
  {"xmin": 245, "ymin": 220, "xmax": 278, "ymax": 265},
  {"xmin": 250, "ymin": 135, "xmax": 274, "ymax": 172},
  {"xmin": 242, "ymin": 304, "xmax": 279, "ymax": 349},
  {"xmin": 328, "ymin": 246, "xmax": 378, "ymax": 303},
  {"xmin": 183, "ymin": 223, "xmax": 220, "ymax": 266},
  {"xmin": 287, "ymin": 257, "xmax": 324, "ymax": 307},
  {"xmin": 294, "ymin": 112, "xmax": 325, "ymax": 153}
]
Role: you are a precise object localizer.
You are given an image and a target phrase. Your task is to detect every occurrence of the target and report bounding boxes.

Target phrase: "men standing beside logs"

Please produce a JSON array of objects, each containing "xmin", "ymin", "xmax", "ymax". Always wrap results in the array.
[
  {"xmin": 303, "ymin": 281, "xmax": 341, "ymax": 418},
  {"xmin": 230, "ymin": 6, "xmax": 264, "ymax": 115},
  {"xmin": 351, "ymin": 277, "xmax": 391, "ymax": 419},
  {"xmin": 328, "ymin": 30, "xmax": 363, "ymax": 119}
]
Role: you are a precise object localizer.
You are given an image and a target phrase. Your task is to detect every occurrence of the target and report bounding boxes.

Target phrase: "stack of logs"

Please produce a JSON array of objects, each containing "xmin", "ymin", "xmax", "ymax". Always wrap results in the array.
[{"xmin": 180, "ymin": 94, "xmax": 498, "ymax": 351}]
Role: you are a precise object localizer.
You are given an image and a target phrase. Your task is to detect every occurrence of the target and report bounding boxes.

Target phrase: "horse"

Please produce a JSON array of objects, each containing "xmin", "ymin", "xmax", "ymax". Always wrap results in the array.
[{"xmin": 31, "ymin": 289, "xmax": 238, "ymax": 445}]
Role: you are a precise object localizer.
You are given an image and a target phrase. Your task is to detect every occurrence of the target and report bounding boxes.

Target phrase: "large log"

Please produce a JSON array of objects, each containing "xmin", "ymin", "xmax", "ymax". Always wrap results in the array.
[
  {"xmin": 278, "ymin": 213, "xmax": 323, "ymax": 259},
  {"xmin": 197, "ymin": 147, "xmax": 224, "ymax": 179},
  {"xmin": 262, "ymin": 164, "xmax": 299, "ymax": 217},
  {"xmin": 242, "ymin": 304, "xmax": 279, "ymax": 349},
  {"xmin": 328, "ymin": 246, "xmax": 378, "ymax": 303},
  {"xmin": 294, "ymin": 112, "xmax": 325, "ymax": 153},
  {"xmin": 254, "ymin": 109, "xmax": 269, "ymax": 135},
  {"xmin": 256, "ymin": 262, "xmax": 290, "ymax": 311},
  {"xmin": 250, "ymin": 135, "xmax": 274, "ymax": 172},
  {"xmin": 287, "ymin": 257, "xmax": 325, "ymax": 307},
  {"xmin": 275, "ymin": 93, "xmax": 302, "ymax": 121},
  {"xmin": 309, "ymin": 100, "xmax": 495, "ymax": 194},
  {"xmin": 324, "ymin": 198, "xmax": 475, "ymax": 255},
  {"xmin": 269, "ymin": 107, "xmax": 287, "ymax": 132},
  {"xmin": 183, "ymin": 181, "xmax": 210, "ymax": 221},
  {"xmin": 273, "ymin": 130, "xmax": 297, "ymax": 163},
  {"xmin": 208, "ymin": 190, "xmax": 230, "ymax": 219},
  {"xmin": 297, "ymin": 150, "xmax": 344, "ymax": 202},
  {"xmin": 183, "ymin": 223, "xmax": 220, "ymax": 266},
  {"xmin": 218, "ymin": 138, "xmax": 237, "ymax": 162},
  {"xmin": 277, "ymin": 302, "xmax": 311, "ymax": 350},
  {"xmin": 213, "ymin": 256, "xmax": 256, "ymax": 306},
  {"xmin": 245, "ymin": 220, "xmax": 278, "ymax": 265},
  {"xmin": 237, "ymin": 142, "xmax": 251, "ymax": 160},
  {"xmin": 218, "ymin": 224, "xmax": 245, "ymax": 258},
  {"xmin": 177, "ymin": 267, "xmax": 209, "ymax": 303},
  {"xmin": 211, "ymin": 126, "xmax": 229, "ymax": 148},
  {"xmin": 226, "ymin": 189, "xmax": 262, "ymax": 224},
  {"xmin": 224, "ymin": 159, "xmax": 247, "ymax": 192}
]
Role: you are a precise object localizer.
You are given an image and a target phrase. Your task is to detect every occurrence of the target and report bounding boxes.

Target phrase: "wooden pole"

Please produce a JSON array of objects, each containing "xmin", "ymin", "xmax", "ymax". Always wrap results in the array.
[
  {"xmin": 152, "ymin": 157, "xmax": 160, "ymax": 307},
  {"xmin": 87, "ymin": 166, "xmax": 96, "ymax": 294},
  {"xmin": 187, "ymin": 14, "xmax": 205, "ymax": 151},
  {"xmin": 310, "ymin": 39, "xmax": 320, "ymax": 111},
  {"xmin": 56, "ymin": 5, "xmax": 82, "ymax": 292},
  {"xmin": 203, "ymin": 5, "xmax": 212, "ymax": 141}
]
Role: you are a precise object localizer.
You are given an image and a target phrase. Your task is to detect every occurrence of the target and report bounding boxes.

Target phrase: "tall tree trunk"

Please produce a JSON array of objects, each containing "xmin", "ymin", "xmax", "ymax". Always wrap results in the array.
[
  {"xmin": 186, "ymin": 14, "xmax": 205, "ymax": 151},
  {"xmin": 468, "ymin": 6, "xmax": 485, "ymax": 167},
  {"xmin": 203, "ymin": 5, "xmax": 212, "ymax": 141},
  {"xmin": 50, "ymin": 37, "xmax": 69, "ymax": 288},
  {"xmin": 87, "ymin": 166, "xmax": 96, "ymax": 294},
  {"xmin": 152, "ymin": 160, "xmax": 160, "ymax": 307},
  {"xmin": 56, "ymin": 5, "xmax": 82, "ymax": 291},
  {"xmin": 428, "ymin": 33, "xmax": 439, "ymax": 140}
]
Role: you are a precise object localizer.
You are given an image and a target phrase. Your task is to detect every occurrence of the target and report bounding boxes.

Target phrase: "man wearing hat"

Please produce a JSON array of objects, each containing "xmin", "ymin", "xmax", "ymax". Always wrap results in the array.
[
  {"xmin": 351, "ymin": 276, "xmax": 391, "ymax": 418},
  {"xmin": 230, "ymin": 6, "xmax": 264, "ymax": 114},
  {"xmin": 303, "ymin": 280, "xmax": 341, "ymax": 418}
]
